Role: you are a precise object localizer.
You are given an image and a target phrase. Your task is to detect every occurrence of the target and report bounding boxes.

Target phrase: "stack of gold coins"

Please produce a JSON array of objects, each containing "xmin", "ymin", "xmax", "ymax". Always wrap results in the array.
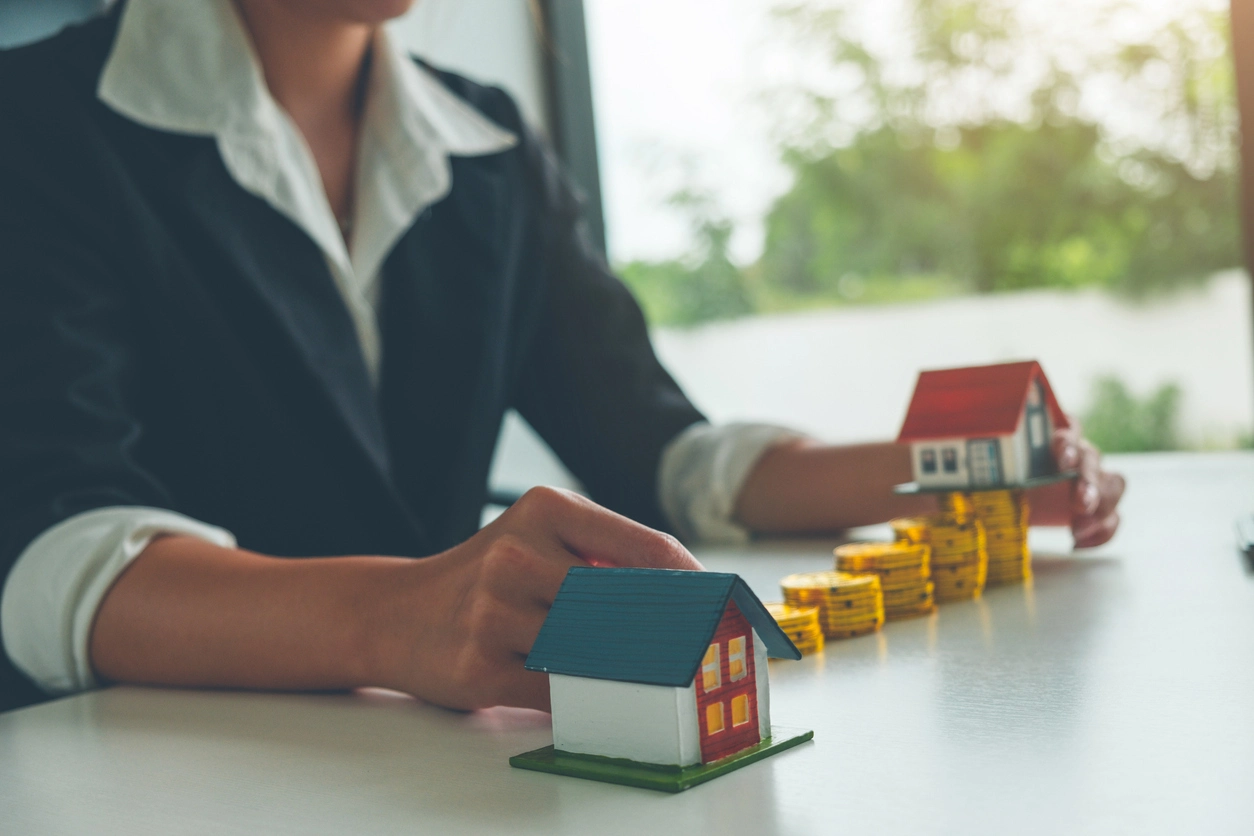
[
  {"xmin": 937, "ymin": 491, "xmax": 976, "ymax": 523},
  {"xmin": 764, "ymin": 602, "xmax": 825, "ymax": 656},
  {"xmin": 889, "ymin": 516, "xmax": 930, "ymax": 546},
  {"xmin": 780, "ymin": 571, "xmax": 885, "ymax": 639},
  {"xmin": 969, "ymin": 489, "xmax": 1032, "ymax": 585},
  {"xmin": 925, "ymin": 511, "xmax": 988, "ymax": 602},
  {"xmin": 834, "ymin": 542, "xmax": 934, "ymax": 620}
]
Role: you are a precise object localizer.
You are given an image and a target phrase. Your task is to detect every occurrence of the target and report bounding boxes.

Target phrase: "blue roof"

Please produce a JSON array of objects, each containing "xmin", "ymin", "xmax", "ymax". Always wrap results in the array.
[{"xmin": 524, "ymin": 567, "xmax": 801, "ymax": 687}]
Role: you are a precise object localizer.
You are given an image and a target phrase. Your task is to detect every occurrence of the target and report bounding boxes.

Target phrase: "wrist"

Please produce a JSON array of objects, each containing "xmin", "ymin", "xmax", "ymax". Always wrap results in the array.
[
  {"xmin": 348, "ymin": 557, "xmax": 407, "ymax": 690},
  {"xmin": 352, "ymin": 553, "xmax": 443, "ymax": 693}
]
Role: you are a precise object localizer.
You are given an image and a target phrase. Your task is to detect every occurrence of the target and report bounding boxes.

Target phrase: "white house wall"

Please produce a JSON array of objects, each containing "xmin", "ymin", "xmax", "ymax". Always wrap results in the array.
[
  {"xmin": 912, "ymin": 438, "xmax": 970, "ymax": 488},
  {"xmin": 753, "ymin": 628, "xmax": 771, "ymax": 740},
  {"xmin": 1001, "ymin": 422, "xmax": 1028, "ymax": 485},
  {"xmin": 548, "ymin": 674, "xmax": 700, "ymax": 766}
]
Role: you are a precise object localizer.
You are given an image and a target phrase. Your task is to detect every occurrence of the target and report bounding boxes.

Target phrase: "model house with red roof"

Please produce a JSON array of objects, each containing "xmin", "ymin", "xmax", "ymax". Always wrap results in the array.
[
  {"xmin": 897, "ymin": 361, "xmax": 1069, "ymax": 490},
  {"xmin": 510, "ymin": 567, "xmax": 812, "ymax": 792}
]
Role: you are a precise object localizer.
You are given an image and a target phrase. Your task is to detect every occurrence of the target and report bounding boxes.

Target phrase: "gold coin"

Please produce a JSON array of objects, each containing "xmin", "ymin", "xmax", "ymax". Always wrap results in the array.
[
  {"xmin": 882, "ymin": 595, "xmax": 932, "ymax": 609},
  {"xmin": 765, "ymin": 602, "xmax": 818, "ymax": 618},
  {"xmin": 781, "ymin": 571, "xmax": 881, "ymax": 594},
  {"xmin": 937, "ymin": 493, "xmax": 974, "ymax": 516},
  {"xmin": 834, "ymin": 542, "xmax": 929, "ymax": 565},
  {"xmin": 820, "ymin": 605, "xmax": 884, "ymax": 620},
  {"xmin": 935, "ymin": 581, "xmax": 981, "ymax": 593},
  {"xmin": 933, "ymin": 576, "xmax": 983, "ymax": 591},
  {"xmin": 934, "ymin": 590, "xmax": 981, "ymax": 603},
  {"xmin": 825, "ymin": 624, "xmax": 882, "ymax": 640},
  {"xmin": 930, "ymin": 559, "xmax": 983, "ymax": 571},
  {"xmin": 822, "ymin": 609, "xmax": 883, "ymax": 622},
  {"xmin": 889, "ymin": 517, "xmax": 932, "ymax": 544},
  {"xmin": 782, "ymin": 590, "xmax": 881, "ymax": 608},
  {"xmin": 884, "ymin": 604, "xmax": 936, "ymax": 620},
  {"xmin": 929, "ymin": 535, "xmax": 984, "ymax": 552}
]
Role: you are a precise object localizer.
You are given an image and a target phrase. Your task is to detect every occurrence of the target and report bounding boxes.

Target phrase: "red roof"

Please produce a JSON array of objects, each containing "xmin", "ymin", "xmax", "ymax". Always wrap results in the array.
[{"xmin": 897, "ymin": 361, "xmax": 1070, "ymax": 443}]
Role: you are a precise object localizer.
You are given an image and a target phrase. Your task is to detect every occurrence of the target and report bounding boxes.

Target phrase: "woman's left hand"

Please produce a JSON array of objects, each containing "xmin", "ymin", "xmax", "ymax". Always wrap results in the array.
[{"xmin": 1029, "ymin": 424, "xmax": 1125, "ymax": 548}]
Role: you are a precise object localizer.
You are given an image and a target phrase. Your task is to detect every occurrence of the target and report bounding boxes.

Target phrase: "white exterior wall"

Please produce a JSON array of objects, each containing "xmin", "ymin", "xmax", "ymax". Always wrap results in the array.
[
  {"xmin": 1001, "ymin": 422, "xmax": 1029, "ymax": 485},
  {"xmin": 548, "ymin": 674, "xmax": 701, "ymax": 766},
  {"xmin": 753, "ymin": 628, "xmax": 771, "ymax": 740},
  {"xmin": 912, "ymin": 438, "xmax": 970, "ymax": 488}
]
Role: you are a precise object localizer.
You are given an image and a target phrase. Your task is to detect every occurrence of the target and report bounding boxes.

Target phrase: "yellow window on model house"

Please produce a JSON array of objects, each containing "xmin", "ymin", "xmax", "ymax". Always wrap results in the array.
[
  {"xmin": 731, "ymin": 694, "xmax": 750, "ymax": 727},
  {"xmin": 702, "ymin": 643, "xmax": 721, "ymax": 691},
  {"xmin": 728, "ymin": 636, "xmax": 747, "ymax": 681},
  {"xmin": 706, "ymin": 701, "xmax": 725, "ymax": 734}
]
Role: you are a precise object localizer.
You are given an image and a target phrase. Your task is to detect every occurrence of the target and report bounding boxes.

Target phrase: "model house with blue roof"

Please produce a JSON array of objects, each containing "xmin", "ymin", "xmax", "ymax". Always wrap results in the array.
[{"xmin": 510, "ymin": 567, "xmax": 813, "ymax": 792}]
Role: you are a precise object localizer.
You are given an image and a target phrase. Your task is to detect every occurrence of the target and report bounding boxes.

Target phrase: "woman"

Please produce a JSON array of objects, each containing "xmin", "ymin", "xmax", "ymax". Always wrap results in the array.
[{"xmin": 0, "ymin": 0, "xmax": 1124, "ymax": 713}]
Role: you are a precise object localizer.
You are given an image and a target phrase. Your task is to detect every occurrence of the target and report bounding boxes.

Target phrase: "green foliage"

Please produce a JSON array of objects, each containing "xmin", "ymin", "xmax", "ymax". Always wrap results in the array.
[
  {"xmin": 1082, "ymin": 376, "xmax": 1183, "ymax": 453},
  {"xmin": 619, "ymin": 194, "xmax": 754, "ymax": 326},
  {"xmin": 617, "ymin": 0, "xmax": 1242, "ymax": 326},
  {"xmin": 759, "ymin": 0, "xmax": 1240, "ymax": 299},
  {"xmin": 760, "ymin": 120, "xmax": 1240, "ymax": 296}
]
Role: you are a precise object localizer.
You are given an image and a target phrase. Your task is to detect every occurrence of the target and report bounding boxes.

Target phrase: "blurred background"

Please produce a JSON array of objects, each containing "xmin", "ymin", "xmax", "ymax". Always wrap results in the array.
[
  {"xmin": 4, "ymin": 0, "xmax": 1248, "ymax": 492},
  {"xmin": 590, "ymin": 0, "xmax": 1248, "ymax": 457}
]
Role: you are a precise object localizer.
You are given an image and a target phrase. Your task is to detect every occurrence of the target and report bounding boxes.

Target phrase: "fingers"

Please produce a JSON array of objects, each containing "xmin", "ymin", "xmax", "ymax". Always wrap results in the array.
[
  {"xmin": 1074, "ymin": 511, "xmax": 1119, "ymax": 549},
  {"xmin": 1071, "ymin": 439, "xmax": 1102, "ymax": 515},
  {"xmin": 1024, "ymin": 480, "xmax": 1070, "ymax": 525},
  {"xmin": 1071, "ymin": 471, "xmax": 1125, "ymax": 549},
  {"xmin": 1089, "ymin": 471, "xmax": 1125, "ymax": 520},
  {"xmin": 464, "ymin": 583, "xmax": 552, "ymax": 657},
  {"xmin": 1052, "ymin": 426, "xmax": 1081, "ymax": 472},
  {"xmin": 1054, "ymin": 426, "xmax": 1100, "ymax": 515},
  {"xmin": 481, "ymin": 532, "xmax": 583, "ymax": 609},
  {"xmin": 510, "ymin": 486, "xmax": 704, "ymax": 572},
  {"xmin": 494, "ymin": 668, "xmax": 552, "ymax": 712}
]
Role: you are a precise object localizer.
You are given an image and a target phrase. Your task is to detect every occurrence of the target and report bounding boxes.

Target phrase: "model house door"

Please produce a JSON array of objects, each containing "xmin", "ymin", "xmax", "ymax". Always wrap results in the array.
[
  {"xmin": 1025, "ymin": 381, "xmax": 1051, "ymax": 477},
  {"xmin": 967, "ymin": 439, "xmax": 1002, "ymax": 486}
]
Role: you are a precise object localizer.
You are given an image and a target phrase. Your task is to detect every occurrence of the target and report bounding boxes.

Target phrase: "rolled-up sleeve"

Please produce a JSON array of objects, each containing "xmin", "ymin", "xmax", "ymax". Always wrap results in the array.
[
  {"xmin": 0, "ymin": 87, "xmax": 216, "ymax": 703},
  {"xmin": 1, "ymin": 507, "xmax": 236, "ymax": 695},
  {"xmin": 658, "ymin": 422, "xmax": 806, "ymax": 544}
]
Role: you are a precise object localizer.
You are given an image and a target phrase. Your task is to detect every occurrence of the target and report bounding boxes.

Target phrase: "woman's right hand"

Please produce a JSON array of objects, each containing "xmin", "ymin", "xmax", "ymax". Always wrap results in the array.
[{"xmin": 372, "ymin": 486, "xmax": 702, "ymax": 712}]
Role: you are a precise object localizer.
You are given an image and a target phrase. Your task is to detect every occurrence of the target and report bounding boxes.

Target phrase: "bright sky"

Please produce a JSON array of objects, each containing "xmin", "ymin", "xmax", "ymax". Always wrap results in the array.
[{"xmin": 585, "ymin": 0, "xmax": 788, "ymax": 265}]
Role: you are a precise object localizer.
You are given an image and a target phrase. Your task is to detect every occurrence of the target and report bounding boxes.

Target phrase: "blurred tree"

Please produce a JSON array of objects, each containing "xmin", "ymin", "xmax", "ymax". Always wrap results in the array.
[
  {"xmin": 618, "ymin": 190, "xmax": 754, "ymax": 325},
  {"xmin": 1082, "ymin": 376, "xmax": 1183, "ymax": 452},
  {"xmin": 760, "ymin": 119, "xmax": 1240, "ymax": 296},
  {"xmin": 758, "ymin": 0, "xmax": 1240, "ymax": 299},
  {"xmin": 617, "ymin": 0, "xmax": 1240, "ymax": 326}
]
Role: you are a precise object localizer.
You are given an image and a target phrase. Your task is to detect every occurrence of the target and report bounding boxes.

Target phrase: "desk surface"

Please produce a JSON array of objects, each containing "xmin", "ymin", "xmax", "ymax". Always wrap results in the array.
[{"xmin": 3, "ymin": 453, "xmax": 1253, "ymax": 836}]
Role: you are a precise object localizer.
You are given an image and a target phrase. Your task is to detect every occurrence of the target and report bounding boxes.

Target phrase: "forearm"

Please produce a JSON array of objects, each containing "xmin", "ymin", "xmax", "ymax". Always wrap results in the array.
[
  {"xmin": 87, "ymin": 487, "xmax": 701, "ymax": 711},
  {"xmin": 734, "ymin": 439, "xmax": 938, "ymax": 534},
  {"xmin": 89, "ymin": 535, "xmax": 409, "ymax": 692}
]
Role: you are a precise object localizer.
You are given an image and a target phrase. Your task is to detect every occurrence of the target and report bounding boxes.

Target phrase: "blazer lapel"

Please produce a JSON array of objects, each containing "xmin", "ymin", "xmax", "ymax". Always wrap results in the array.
[
  {"xmin": 179, "ymin": 144, "xmax": 395, "ymax": 485},
  {"xmin": 380, "ymin": 153, "xmax": 519, "ymax": 547}
]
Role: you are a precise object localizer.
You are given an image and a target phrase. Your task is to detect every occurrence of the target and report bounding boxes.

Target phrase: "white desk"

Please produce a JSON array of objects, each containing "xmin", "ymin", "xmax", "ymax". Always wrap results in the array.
[{"xmin": 3, "ymin": 453, "xmax": 1253, "ymax": 835}]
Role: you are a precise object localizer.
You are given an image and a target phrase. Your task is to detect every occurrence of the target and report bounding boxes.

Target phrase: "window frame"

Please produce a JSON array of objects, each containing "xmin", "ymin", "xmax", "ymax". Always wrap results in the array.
[
  {"xmin": 539, "ymin": 0, "xmax": 607, "ymax": 255},
  {"xmin": 728, "ymin": 636, "xmax": 747, "ymax": 682},
  {"xmin": 702, "ymin": 642, "xmax": 722, "ymax": 692},
  {"xmin": 731, "ymin": 694, "xmax": 751, "ymax": 727},
  {"xmin": 706, "ymin": 701, "xmax": 725, "ymax": 735}
]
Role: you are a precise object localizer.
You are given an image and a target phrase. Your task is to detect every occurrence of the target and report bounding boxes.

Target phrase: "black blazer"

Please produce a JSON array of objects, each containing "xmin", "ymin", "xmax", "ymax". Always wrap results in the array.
[{"xmin": 0, "ymin": 12, "xmax": 705, "ymax": 711}]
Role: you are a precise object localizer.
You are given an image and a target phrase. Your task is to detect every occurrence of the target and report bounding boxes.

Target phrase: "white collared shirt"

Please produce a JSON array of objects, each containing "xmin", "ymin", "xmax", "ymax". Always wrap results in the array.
[{"xmin": 1, "ymin": 0, "xmax": 799, "ymax": 696}]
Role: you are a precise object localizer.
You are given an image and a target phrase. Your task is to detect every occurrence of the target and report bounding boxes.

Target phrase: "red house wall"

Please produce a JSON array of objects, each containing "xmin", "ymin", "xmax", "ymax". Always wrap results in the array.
[{"xmin": 695, "ymin": 600, "xmax": 760, "ymax": 763}]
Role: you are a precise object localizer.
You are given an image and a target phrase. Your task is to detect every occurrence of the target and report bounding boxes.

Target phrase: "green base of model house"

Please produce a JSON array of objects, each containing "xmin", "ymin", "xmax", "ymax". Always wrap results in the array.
[
  {"xmin": 892, "ymin": 470, "xmax": 1076, "ymax": 495},
  {"xmin": 509, "ymin": 726, "xmax": 814, "ymax": 793}
]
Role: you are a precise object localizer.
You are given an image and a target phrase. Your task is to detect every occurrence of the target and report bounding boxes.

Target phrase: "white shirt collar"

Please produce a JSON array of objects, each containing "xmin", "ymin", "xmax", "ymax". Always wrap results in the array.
[{"xmin": 97, "ymin": 0, "xmax": 517, "ymax": 381}]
